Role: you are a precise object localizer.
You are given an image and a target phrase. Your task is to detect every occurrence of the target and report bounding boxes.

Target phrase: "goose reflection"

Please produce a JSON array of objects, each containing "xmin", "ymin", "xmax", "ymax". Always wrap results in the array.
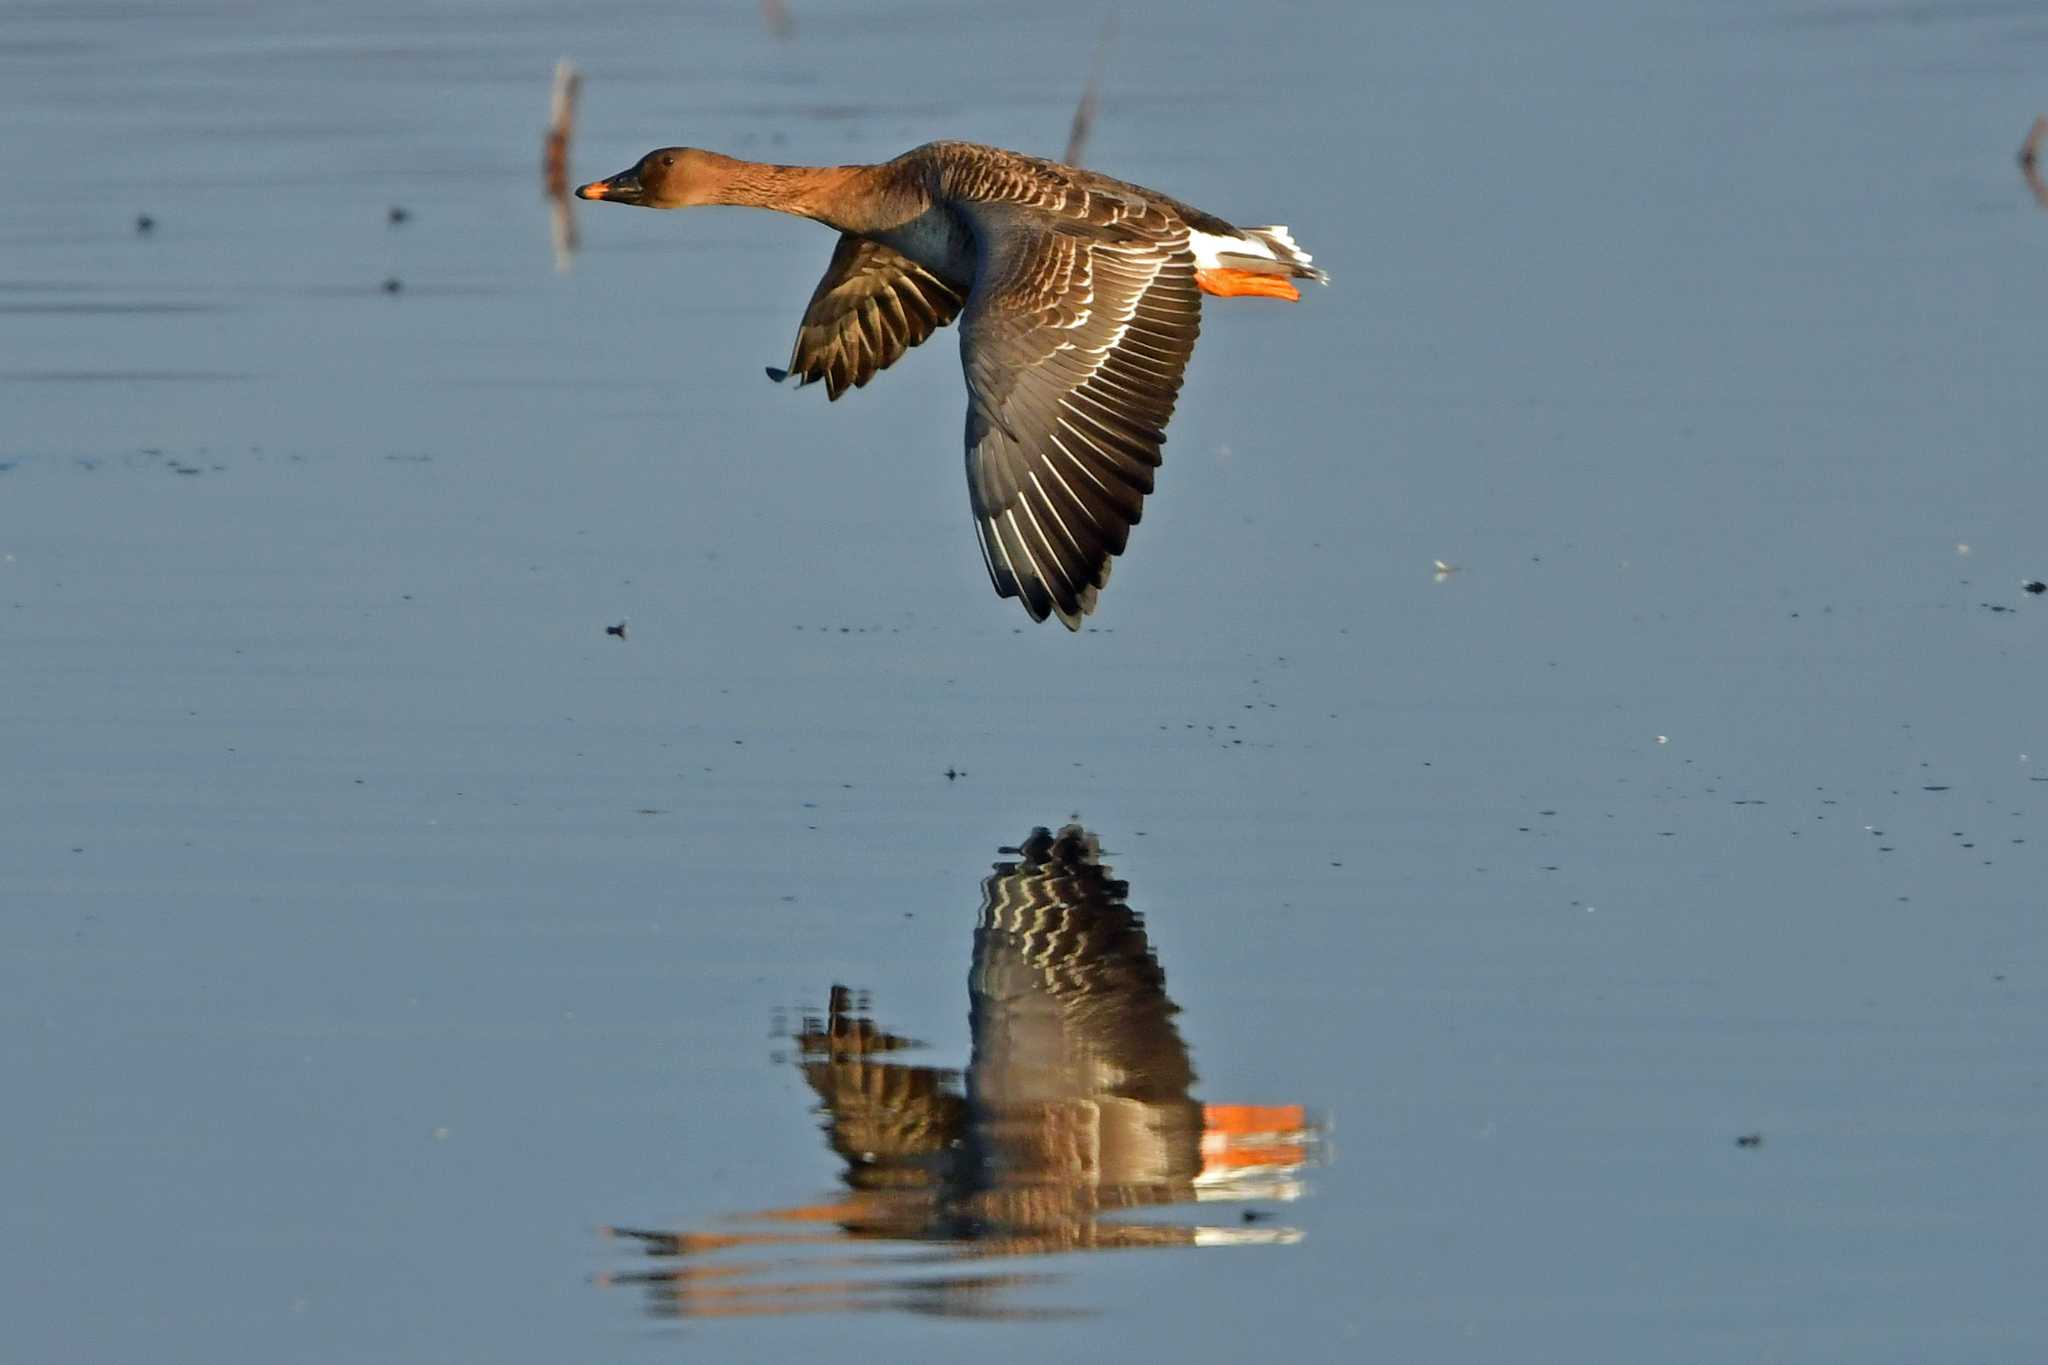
[{"xmin": 601, "ymin": 825, "xmax": 1321, "ymax": 1320}]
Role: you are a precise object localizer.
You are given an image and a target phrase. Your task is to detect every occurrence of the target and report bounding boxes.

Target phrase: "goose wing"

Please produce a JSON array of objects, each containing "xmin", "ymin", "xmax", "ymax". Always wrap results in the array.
[
  {"xmin": 769, "ymin": 234, "xmax": 965, "ymax": 399},
  {"xmin": 956, "ymin": 213, "xmax": 1202, "ymax": 628}
]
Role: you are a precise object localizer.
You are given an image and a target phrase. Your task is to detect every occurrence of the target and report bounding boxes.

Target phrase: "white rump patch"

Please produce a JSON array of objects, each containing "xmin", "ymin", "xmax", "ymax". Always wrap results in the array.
[
  {"xmin": 1249, "ymin": 224, "xmax": 1309, "ymax": 262},
  {"xmin": 1188, "ymin": 228, "xmax": 1272, "ymax": 270}
]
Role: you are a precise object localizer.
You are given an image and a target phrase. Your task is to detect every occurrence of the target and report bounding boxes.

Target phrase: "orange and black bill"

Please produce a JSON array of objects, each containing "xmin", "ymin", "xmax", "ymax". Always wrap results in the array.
[{"xmin": 575, "ymin": 167, "xmax": 643, "ymax": 203}]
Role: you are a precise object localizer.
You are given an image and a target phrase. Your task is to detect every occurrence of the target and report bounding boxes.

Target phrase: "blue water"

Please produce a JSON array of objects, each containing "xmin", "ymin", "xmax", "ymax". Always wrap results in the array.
[{"xmin": 4, "ymin": 0, "xmax": 2045, "ymax": 1360}]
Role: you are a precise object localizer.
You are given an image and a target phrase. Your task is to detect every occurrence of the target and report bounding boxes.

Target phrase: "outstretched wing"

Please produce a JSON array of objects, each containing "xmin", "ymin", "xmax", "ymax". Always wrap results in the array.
[
  {"xmin": 957, "ymin": 214, "xmax": 1202, "ymax": 628},
  {"xmin": 769, "ymin": 234, "xmax": 965, "ymax": 399}
]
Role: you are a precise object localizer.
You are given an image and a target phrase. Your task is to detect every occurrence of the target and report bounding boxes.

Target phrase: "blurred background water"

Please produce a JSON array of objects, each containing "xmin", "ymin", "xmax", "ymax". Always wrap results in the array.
[{"xmin": 3, "ymin": 0, "xmax": 2045, "ymax": 1360}]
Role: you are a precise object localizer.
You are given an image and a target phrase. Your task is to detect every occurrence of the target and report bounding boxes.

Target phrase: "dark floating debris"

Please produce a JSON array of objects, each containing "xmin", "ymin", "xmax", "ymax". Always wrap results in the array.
[
  {"xmin": 606, "ymin": 621, "xmax": 629, "ymax": 640},
  {"xmin": 381, "ymin": 276, "xmax": 403, "ymax": 294},
  {"xmin": 2025, "ymin": 580, "xmax": 2046, "ymax": 595},
  {"xmin": 1735, "ymin": 1133, "xmax": 1763, "ymax": 1148},
  {"xmin": 944, "ymin": 767, "xmax": 963, "ymax": 780},
  {"xmin": 388, "ymin": 205, "xmax": 410, "ymax": 225},
  {"xmin": 135, "ymin": 213, "xmax": 155, "ymax": 234}
]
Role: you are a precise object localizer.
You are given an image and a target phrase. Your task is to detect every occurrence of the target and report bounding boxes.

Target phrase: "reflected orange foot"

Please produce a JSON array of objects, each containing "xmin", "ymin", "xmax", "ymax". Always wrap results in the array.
[
  {"xmin": 1194, "ymin": 268, "xmax": 1301, "ymax": 301},
  {"xmin": 751, "ymin": 1198, "xmax": 875, "ymax": 1224},
  {"xmin": 1201, "ymin": 1103, "xmax": 1311, "ymax": 1169}
]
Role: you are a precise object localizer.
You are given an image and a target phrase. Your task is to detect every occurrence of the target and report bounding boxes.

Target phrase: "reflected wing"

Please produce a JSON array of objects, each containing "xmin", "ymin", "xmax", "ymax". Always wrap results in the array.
[
  {"xmin": 802, "ymin": 1054, "xmax": 967, "ymax": 1191},
  {"xmin": 770, "ymin": 234, "xmax": 966, "ymax": 399},
  {"xmin": 796, "ymin": 987, "xmax": 967, "ymax": 1191},
  {"xmin": 972, "ymin": 826, "xmax": 1196, "ymax": 1103},
  {"xmin": 958, "ymin": 215, "xmax": 1201, "ymax": 628}
]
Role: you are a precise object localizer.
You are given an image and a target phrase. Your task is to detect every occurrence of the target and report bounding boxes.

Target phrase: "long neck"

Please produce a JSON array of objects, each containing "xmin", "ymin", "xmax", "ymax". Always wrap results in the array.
[{"xmin": 694, "ymin": 156, "xmax": 918, "ymax": 235}]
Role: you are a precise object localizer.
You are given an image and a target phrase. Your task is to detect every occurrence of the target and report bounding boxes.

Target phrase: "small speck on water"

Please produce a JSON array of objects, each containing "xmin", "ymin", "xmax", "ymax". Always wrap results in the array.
[
  {"xmin": 1735, "ymin": 1133, "xmax": 1763, "ymax": 1149},
  {"xmin": 2026, "ymin": 580, "xmax": 2046, "ymax": 595},
  {"xmin": 135, "ymin": 213, "xmax": 155, "ymax": 234},
  {"xmin": 388, "ymin": 205, "xmax": 410, "ymax": 224},
  {"xmin": 381, "ymin": 276, "xmax": 403, "ymax": 294}
]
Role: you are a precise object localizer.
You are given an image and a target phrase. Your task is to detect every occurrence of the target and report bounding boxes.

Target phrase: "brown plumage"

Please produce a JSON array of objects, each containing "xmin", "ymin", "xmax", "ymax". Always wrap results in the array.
[
  {"xmin": 577, "ymin": 142, "xmax": 1325, "ymax": 627},
  {"xmin": 764, "ymin": 235, "xmax": 965, "ymax": 399}
]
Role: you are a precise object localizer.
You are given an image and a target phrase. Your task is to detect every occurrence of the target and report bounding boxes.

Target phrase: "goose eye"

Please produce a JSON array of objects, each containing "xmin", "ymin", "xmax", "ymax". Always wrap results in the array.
[{"xmin": 660, "ymin": 154, "xmax": 675, "ymax": 169}]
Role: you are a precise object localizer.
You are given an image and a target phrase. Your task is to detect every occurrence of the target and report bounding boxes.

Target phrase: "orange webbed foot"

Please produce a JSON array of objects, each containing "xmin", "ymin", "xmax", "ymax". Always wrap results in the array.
[{"xmin": 1194, "ymin": 268, "xmax": 1301, "ymax": 301}]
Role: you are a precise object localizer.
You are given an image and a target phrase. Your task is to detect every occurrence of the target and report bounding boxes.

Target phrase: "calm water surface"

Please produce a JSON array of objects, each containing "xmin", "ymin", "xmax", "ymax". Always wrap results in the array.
[{"xmin": 4, "ymin": 0, "xmax": 2045, "ymax": 1361}]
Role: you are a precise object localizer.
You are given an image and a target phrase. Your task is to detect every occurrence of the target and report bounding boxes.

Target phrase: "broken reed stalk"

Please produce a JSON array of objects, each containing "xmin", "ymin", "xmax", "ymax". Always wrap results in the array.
[
  {"xmin": 1062, "ymin": 18, "xmax": 1115, "ymax": 166},
  {"xmin": 2022, "ymin": 115, "xmax": 2048, "ymax": 209},
  {"xmin": 544, "ymin": 58, "xmax": 579, "ymax": 200},
  {"xmin": 544, "ymin": 59, "xmax": 581, "ymax": 270}
]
